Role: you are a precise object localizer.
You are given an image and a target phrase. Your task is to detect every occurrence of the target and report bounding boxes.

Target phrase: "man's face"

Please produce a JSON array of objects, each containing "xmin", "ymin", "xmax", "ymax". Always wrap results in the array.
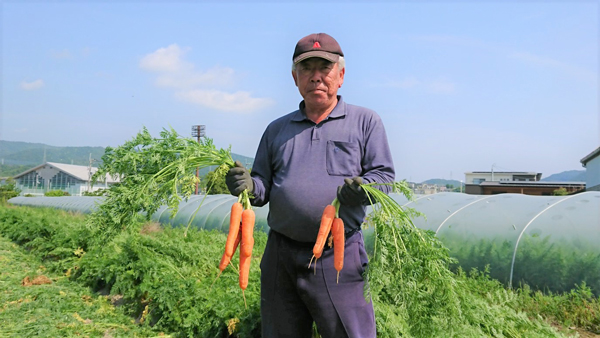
[{"xmin": 292, "ymin": 57, "xmax": 345, "ymax": 108}]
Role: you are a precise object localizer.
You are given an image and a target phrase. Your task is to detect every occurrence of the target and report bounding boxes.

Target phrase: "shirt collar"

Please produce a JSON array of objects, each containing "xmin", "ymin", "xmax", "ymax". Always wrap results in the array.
[{"xmin": 292, "ymin": 96, "xmax": 346, "ymax": 122}]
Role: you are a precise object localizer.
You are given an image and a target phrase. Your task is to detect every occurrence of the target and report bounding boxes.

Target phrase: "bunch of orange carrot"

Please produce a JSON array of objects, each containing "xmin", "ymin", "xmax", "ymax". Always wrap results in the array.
[
  {"xmin": 309, "ymin": 198, "xmax": 345, "ymax": 283},
  {"xmin": 213, "ymin": 190, "xmax": 255, "ymax": 308}
]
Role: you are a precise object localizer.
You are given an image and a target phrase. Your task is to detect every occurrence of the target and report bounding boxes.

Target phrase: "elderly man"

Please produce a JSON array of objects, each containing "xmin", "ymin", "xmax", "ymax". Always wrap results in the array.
[{"xmin": 226, "ymin": 33, "xmax": 395, "ymax": 337}]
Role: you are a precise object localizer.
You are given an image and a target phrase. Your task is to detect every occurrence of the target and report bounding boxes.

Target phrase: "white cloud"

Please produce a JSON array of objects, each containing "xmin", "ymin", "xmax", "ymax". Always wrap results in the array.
[
  {"xmin": 141, "ymin": 44, "xmax": 273, "ymax": 112},
  {"xmin": 20, "ymin": 79, "xmax": 44, "ymax": 90},
  {"xmin": 140, "ymin": 44, "xmax": 190, "ymax": 73},
  {"xmin": 176, "ymin": 89, "xmax": 274, "ymax": 113}
]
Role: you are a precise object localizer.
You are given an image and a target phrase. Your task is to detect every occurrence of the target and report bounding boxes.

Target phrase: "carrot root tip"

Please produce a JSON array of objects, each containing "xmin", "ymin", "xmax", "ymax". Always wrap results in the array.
[{"xmin": 308, "ymin": 255, "xmax": 315, "ymax": 269}]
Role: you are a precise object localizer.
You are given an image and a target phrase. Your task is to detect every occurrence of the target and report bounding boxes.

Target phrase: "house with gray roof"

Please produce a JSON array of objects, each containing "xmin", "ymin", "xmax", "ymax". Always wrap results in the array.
[{"xmin": 13, "ymin": 162, "xmax": 118, "ymax": 196}]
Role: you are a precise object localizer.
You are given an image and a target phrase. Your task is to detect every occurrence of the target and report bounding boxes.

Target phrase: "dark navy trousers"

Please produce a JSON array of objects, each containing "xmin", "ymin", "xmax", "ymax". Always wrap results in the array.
[{"xmin": 260, "ymin": 229, "xmax": 376, "ymax": 338}]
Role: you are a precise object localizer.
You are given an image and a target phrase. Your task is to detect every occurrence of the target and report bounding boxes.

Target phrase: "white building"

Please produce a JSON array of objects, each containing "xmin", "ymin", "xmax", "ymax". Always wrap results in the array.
[
  {"xmin": 464, "ymin": 171, "xmax": 542, "ymax": 185},
  {"xmin": 13, "ymin": 162, "xmax": 118, "ymax": 196},
  {"xmin": 581, "ymin": 147, "xmax": 600, "ymax": 191}
]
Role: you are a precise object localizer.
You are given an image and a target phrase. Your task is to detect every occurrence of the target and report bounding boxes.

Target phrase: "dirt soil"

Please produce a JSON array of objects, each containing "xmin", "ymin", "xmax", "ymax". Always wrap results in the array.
[{"xmin": 573, "ymin": 328, "xmax": 600, "ymax": 338}]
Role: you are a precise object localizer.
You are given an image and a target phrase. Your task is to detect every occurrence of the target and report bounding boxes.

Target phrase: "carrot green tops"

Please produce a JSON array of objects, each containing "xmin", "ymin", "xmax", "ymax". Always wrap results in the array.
[{"xmin": 250, "ymin": 96, "xmax": 395, "ymax": 243}]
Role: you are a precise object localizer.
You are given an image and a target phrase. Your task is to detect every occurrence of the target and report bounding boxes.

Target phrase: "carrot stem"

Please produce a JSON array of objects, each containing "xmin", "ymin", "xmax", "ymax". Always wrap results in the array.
[{"xmin": 209, "ymin": 270, "xmax": 222, "ymax": 290}]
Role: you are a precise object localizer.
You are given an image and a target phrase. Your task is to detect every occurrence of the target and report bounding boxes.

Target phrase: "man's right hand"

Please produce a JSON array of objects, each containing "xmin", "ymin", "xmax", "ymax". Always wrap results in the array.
[
  {"xmin": 337, "ymin": 176, "xmax": 368, "ymax": 206},
  {"xmin": 225, "ymin": 161, "xmax": 253, "ymax": 196}
]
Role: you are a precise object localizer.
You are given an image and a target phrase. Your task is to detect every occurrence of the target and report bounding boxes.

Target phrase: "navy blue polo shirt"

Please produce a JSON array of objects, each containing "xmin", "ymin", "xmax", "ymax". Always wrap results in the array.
[{"xmin": 250, "ymin": 96, "xmax": 395, "ymax": 243}]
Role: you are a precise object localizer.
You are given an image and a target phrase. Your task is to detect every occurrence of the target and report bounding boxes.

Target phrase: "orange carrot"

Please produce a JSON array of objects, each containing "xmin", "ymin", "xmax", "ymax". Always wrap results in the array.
[
  {"xmin": 219, "ymin": 228, "xmax": 241, "ymax": 271},
  {"xmin": 239, "ymin": 250, "xmax": 251, "ymax": 290},
  {"xmin": 238, "ymin": 208, "xmax": 255, "ymax": 308},
  {"xmin": 211, "ymin": 228, "xmax": 241, "ymax": 289},
  {"xmin": 332, "ymin": 217, "xmax": 345, "ymax": 283},
  {"xmin": 308, "ymin": 204, "xmax": 336, "ymax": 270},
  {"xmin": 225, "ymin": 202, "xmax": 243, "ymax": 257},
  {"xmin": 239, "ymin": 248, "xmax": 251, "ymax": 308},
  {"xmin": 314, "ymin": 204, "xmax": 335, "ymax": 258},
  {"xmin": 241, "ymin": 209, "xmax": 255, "ymax": 257}
]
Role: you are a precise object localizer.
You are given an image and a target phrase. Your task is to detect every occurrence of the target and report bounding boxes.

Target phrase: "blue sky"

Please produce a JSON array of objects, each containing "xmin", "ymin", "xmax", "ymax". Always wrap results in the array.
[{"xmin": 2, "ymin": 1, "xmax": 598, "ymax": 183}]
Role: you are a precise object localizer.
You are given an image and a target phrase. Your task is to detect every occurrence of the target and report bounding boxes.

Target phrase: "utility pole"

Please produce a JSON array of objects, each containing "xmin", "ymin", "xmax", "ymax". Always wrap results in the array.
[
  {"xmin": 191, "ymin": 125, "xmax": 206, "ymax": 194},
  {"xmin": 88, "ymin": 153, "xmax": 93, "ymax": 193}
]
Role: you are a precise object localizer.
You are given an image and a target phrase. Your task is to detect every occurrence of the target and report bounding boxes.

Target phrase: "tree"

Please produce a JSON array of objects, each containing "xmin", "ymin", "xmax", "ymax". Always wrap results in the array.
[
  {"xmin": 552, "ymin": 187, "xmax": 569, "ymax": 196},
  {"xmin": 203, "ymin": 169, "xmax": 229, "ymax": 195},
  {"xmin": 0, "ymin": 178, "xmax": 21, "ymax": 201}
]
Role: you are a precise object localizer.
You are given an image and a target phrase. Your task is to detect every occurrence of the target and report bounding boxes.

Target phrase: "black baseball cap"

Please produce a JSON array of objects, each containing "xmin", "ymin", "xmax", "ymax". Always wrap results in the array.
[{"xmin": 293, "ymin": 33, "xmax": 344, "ymax": 64}]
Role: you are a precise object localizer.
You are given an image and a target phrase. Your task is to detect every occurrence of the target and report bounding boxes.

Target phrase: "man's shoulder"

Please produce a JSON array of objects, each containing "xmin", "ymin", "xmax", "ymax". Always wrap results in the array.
[
  {"xmin": 267, "ymin": 109, "xmax": 301, "ymax": 128},
  {"xmin": 343, "ymin": 102, "xmax": 382, "ymax": 124},
  {"xmin": 269, "ymin": 109, "xmax": 301, "ymax": 125},
  {"xmin": 345, "ymin": 102, "xmax": 377, "ymax": 116}
]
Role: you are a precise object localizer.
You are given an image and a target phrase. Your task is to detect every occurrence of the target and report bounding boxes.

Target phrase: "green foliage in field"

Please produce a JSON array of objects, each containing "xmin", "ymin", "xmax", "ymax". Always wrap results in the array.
[
  {"xmin": 44, "ymin": 189, "xmax": 71, "ymax": 197},
  {"xmin": 75, "ymin": 225, "xmax": 265, "ymax": 337},
  {"xmin": 3, "ymin": 203, "xmax": 600, "ymax": 337},
  {"xmin": 0, "ymin": 205, "xmax": 265, "ymax": 337},
  {"xmin": 0, "ymin": 235, "xmax": 160, "ymax": 338},
  {"xmin": 82, "ymin": 189, "xmax": 108, "ymax": 196},
  {"xmin": 514, "ymin": 283, "xmax": 600, "ymax": 334},
  {"xmin": 444, "ymin": 233, "xmax": 600, "ymax": 296}
]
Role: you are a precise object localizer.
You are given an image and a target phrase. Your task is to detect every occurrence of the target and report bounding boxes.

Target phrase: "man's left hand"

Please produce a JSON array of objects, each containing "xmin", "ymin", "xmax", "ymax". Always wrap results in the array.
[{"xmin": 337, "ymin": 176, "xmax": 368, "ymax": 206}]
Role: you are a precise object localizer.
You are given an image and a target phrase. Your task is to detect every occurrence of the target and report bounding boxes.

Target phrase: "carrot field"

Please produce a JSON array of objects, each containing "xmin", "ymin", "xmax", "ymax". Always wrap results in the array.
[{"xmin": 1, "ymin": 203, "xmax": 599, "ymax": 337}]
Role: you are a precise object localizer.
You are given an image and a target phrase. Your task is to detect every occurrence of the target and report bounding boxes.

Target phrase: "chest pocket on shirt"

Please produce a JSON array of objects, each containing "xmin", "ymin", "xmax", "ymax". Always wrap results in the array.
[{"xmin": 326, "ymin": 140, "xmax": 360, "ymax": 176}]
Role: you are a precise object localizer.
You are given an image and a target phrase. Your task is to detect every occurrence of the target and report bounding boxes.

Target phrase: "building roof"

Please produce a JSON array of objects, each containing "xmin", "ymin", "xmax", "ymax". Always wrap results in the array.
[
  {"xmin": 580, "ymin": 146, "xmax": 600, "ymax": 167},
  {"xmin": 14, "ymin": 162, "xmax": 119, "ymax": 184},
  {"xmin": 479, "ymin": 181, "xmax": 585, "ymax": 188}
]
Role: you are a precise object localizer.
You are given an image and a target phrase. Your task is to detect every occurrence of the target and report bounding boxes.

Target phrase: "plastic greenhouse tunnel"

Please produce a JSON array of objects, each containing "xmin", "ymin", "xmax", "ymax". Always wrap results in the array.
[{"xmin": 8, "ymin": 191, "xmax": 600, "ymax": 295}]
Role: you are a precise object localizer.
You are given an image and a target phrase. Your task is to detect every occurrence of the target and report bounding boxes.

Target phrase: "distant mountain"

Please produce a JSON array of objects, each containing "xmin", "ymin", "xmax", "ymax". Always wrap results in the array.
[
  {"xmin": 0, "ymin": 140, "xmax": 254, "ymax": 177},
  {"xmin": 421, "ymin": 178, "xmax": 463, "ymax": 187},
  {"xmin": 541, "ymin": 170, "xmax": 586, "ymax": 182},
  {"xmin": 0, "ymin": 140, "xmax": 105, "ymax": 166}
]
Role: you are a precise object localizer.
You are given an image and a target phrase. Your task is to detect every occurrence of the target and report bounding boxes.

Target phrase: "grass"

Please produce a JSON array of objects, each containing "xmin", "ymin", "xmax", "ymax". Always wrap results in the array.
[{"xmin": 0, "ymin": 234, "xmax": 163, "ymax": 337}]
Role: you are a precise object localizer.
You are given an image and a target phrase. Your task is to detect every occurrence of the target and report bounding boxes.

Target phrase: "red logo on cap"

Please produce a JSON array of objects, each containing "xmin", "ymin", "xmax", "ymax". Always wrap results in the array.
[{"xmin": 313, "ymin": 41, "xmax": 321, "ymax": 48}]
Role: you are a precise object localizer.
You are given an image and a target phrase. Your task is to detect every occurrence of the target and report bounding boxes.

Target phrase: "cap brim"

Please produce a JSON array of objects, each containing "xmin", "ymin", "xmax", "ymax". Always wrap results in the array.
[{"xmin": 293, "ymin": 51, "xmax": 340, "ymax": 64}]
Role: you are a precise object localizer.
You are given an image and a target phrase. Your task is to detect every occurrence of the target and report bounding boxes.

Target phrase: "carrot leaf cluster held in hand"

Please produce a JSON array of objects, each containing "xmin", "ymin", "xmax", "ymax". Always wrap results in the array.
[{"xmin": 90, "ymin": 126, "xmax": 236, "ymax": 239}]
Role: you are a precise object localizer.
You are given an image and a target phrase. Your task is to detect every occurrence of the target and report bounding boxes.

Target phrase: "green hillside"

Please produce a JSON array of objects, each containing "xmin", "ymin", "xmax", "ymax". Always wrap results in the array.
[
  {"xmin": 0, "ymin": 140, "xmax": 254, "ymax": 178},
  {"xmin": 0, "ymin": 140, "xmax": 105, "ymax": 166},
  {"xmin": 541, "ymin": 170, "xmax": 586, "ymax": 182},
  {"xmin": 422, "ymin": 178, "xmax": 463, "ymax": 187}
]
